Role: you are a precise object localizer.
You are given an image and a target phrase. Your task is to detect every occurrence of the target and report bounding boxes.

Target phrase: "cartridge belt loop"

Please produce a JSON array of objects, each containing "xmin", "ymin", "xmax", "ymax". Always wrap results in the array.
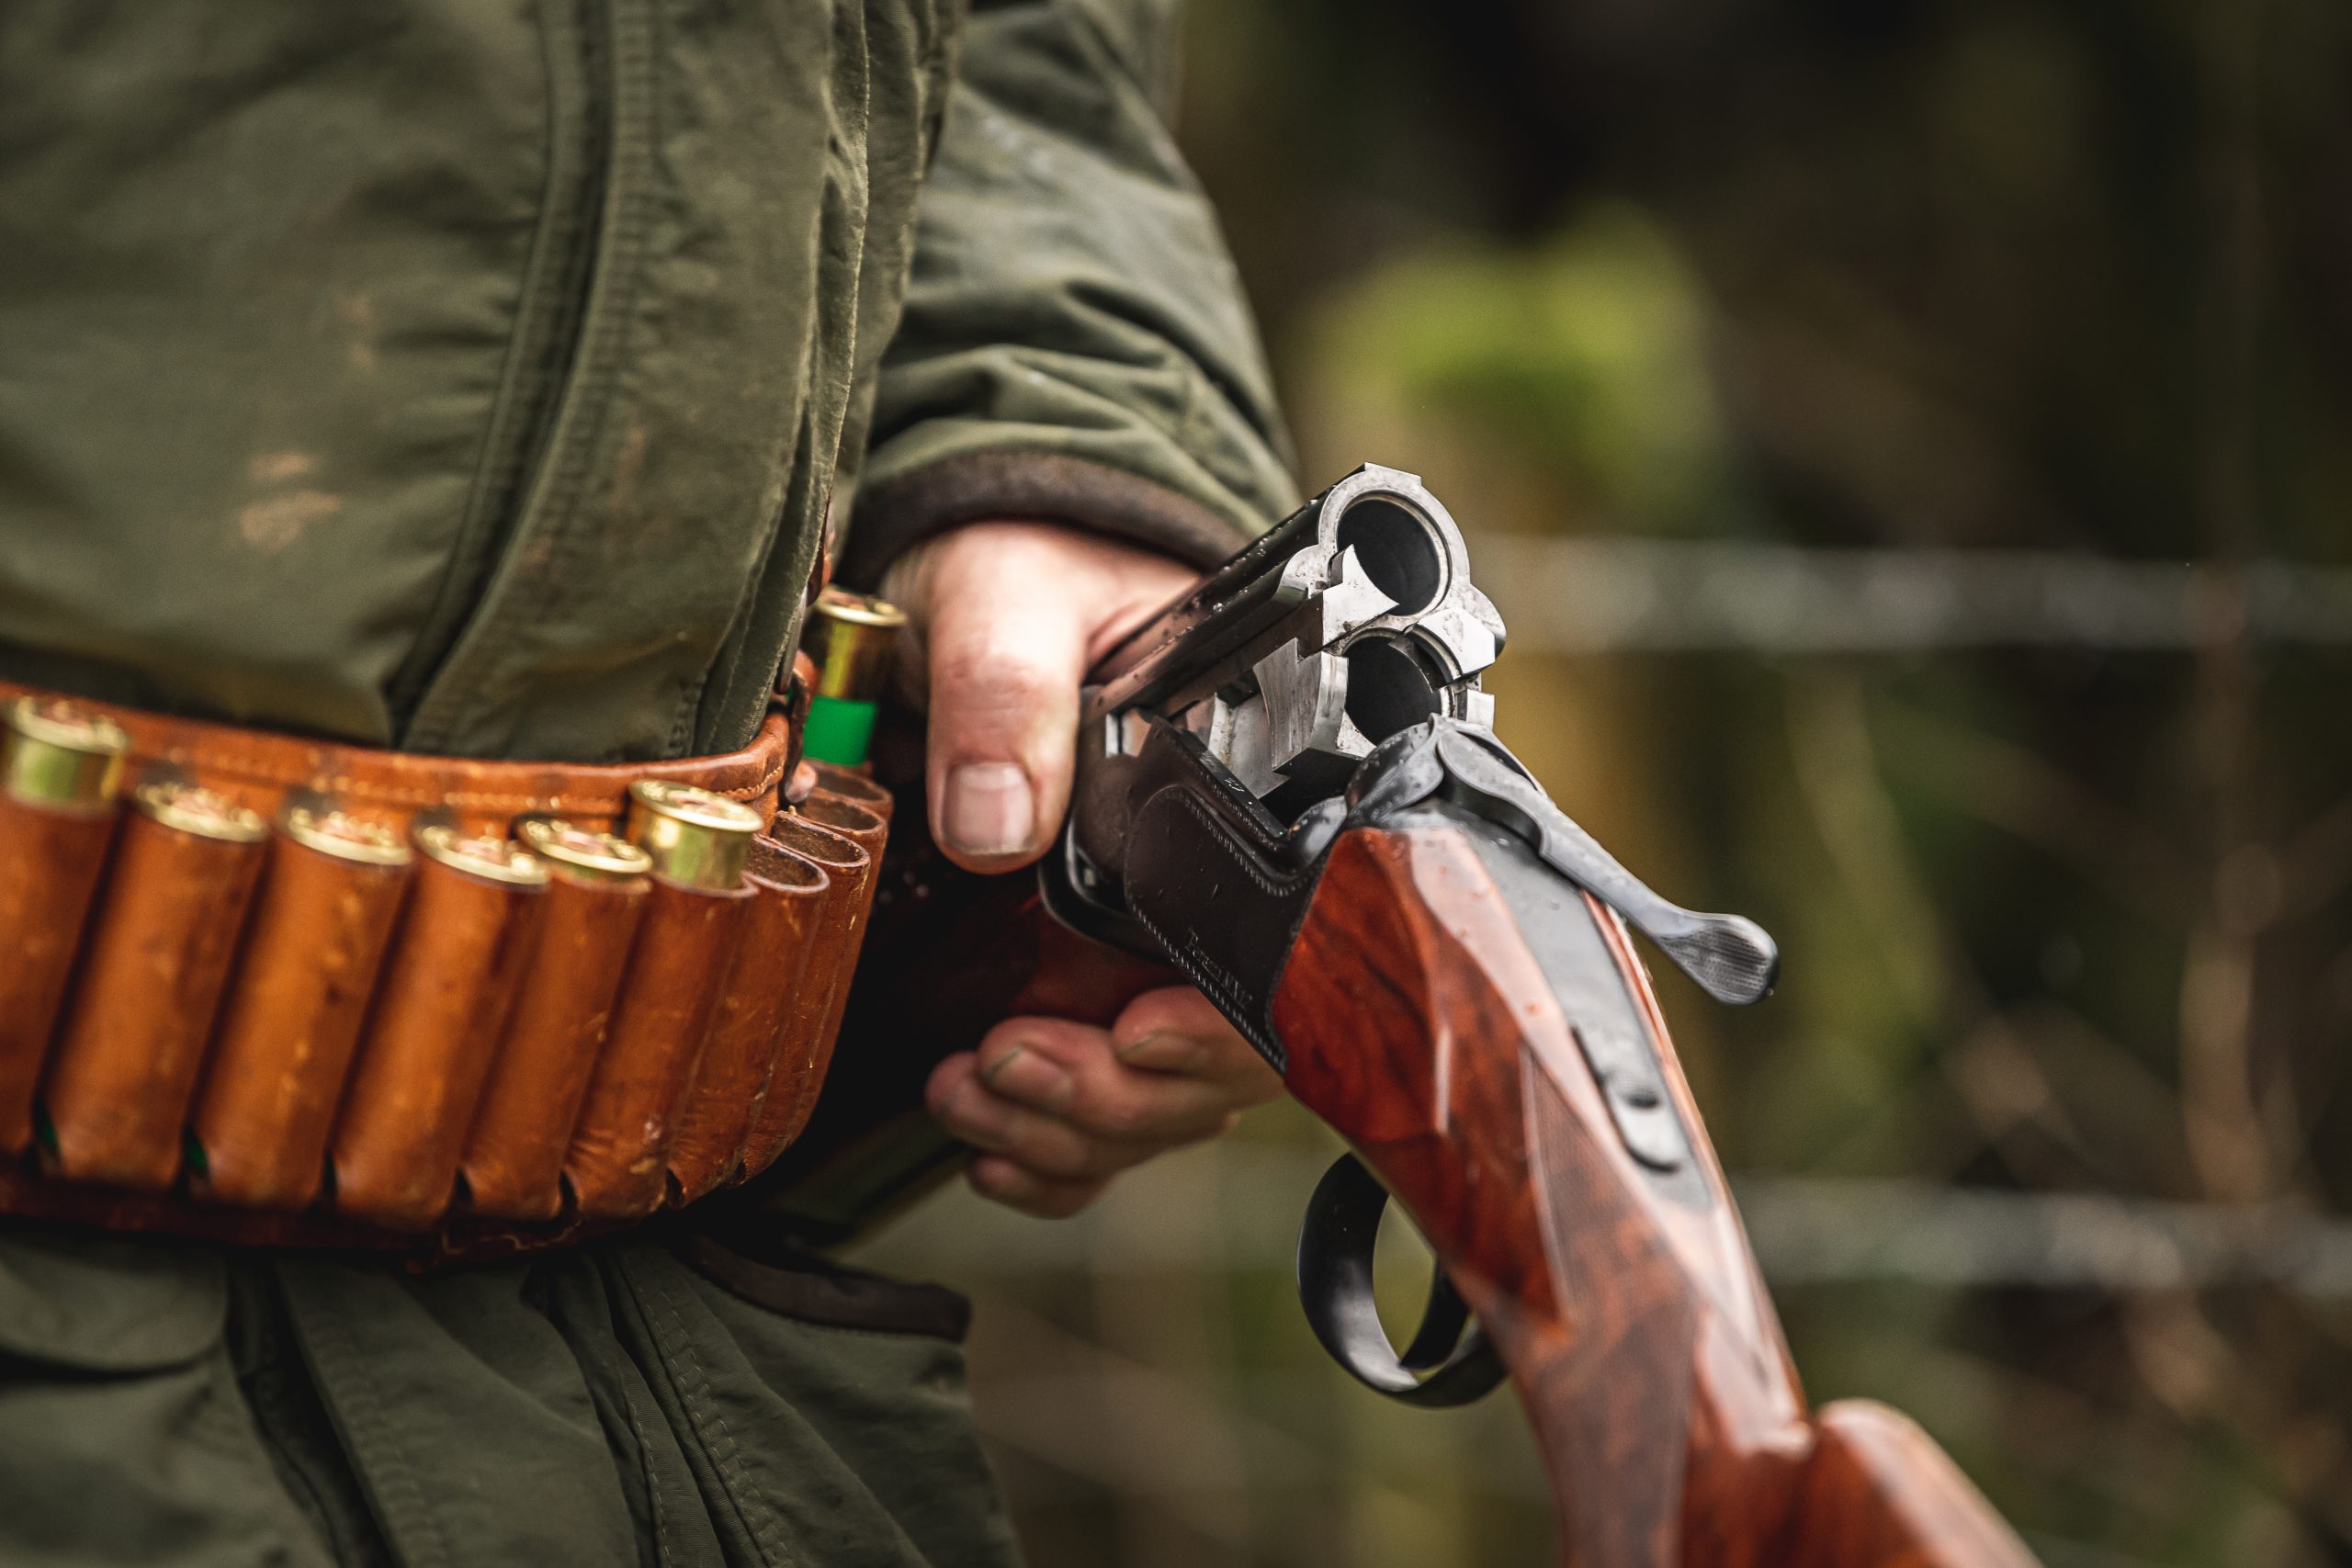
[{"xmin": 0, "ymin": 679, "xmax": 878, "ymax": 1259}]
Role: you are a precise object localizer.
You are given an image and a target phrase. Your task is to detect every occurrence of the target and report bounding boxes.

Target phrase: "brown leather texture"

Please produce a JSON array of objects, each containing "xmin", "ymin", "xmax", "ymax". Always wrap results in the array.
[
  {"xmin": 328, "ymin": 855, "xmax": 544, "ymax": 1229},
  {"xmin": 795, "ymin": 792, "xmax": 888, "ymax": 860},
  {"xmin": 666, "ymin": 843, "xmax": 827, "ymax": 1204},
  {"xmin": 0, "ymin": 680, "xmax": 883, "ymax": 1259},
  {"xmin": 0, "ymin": 680, "xmax": 793, "ymax": 830},
  {"xmin": 565, "ymin": 876, "xmax": 756, "ymax": 1220},
  {"xmin": 805, "ymin": 761, "xmax": 894, "ymax": 822},
  {"xmin": 191, "ymin": 837, "xmax": 413, "ymax": 1207},
  {"xmin": 461, "ymin": 870, "xmax": 650, "ymax": 1220},
  {"xmin": 736, "ymin": 812, "xmax": 880, "ymax": 1172},
  {"xmin": 0, "ymin": 796, "xmax": 117, "ymax": 1153},
  {"xmin": 42, "ymin": 807, "xmax": 270, "ymax": 1188}
]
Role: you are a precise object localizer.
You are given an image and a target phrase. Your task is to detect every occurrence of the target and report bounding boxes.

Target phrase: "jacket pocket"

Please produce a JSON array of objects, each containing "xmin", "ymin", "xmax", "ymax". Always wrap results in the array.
[
  {"xmin": 613, "ymin": 1234, "xmax": 1019, "ymax": 1568},
  {"xmin": 0, "ymin": 1226, "xmax": 226, "ymax": 1371},
  {"xmin": 0, "ymin": 1230, "xmax": 335, "ymax": 1568}
]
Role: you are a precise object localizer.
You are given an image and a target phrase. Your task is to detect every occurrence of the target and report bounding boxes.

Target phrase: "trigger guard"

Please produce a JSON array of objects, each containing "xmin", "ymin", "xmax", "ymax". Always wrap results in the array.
[{"xmin": 1295, "ymin": 1153, "xmax": 1506, "ymax": 1408}]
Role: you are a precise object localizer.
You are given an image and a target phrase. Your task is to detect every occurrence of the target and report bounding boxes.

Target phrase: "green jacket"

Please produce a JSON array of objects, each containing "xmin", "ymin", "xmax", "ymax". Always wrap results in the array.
[
  {"xmin": 0, "ymin": 0, "xmax": 1294, "ymax": 759},
  {"xmin": 0, "ymin": 3, "xmax": 1293, "ymax": 1563}
]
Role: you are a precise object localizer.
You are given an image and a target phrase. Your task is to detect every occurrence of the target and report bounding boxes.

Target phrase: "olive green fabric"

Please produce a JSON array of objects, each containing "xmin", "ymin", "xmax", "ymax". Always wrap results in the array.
[
  {"xmin": 837, "ymin": 0, "xmax": 1299, "ymax": 584},
  {"xmin": 0, "ymin": 0, "xmax": 1292, "ymax": 761},
  {"xmin": 0, "ymin": 1228, "xmax": 1015, "ymax": 1568},
  {"xmin": 0, "ymin": 0, "xmax": 1294, "ymax": 1562}
]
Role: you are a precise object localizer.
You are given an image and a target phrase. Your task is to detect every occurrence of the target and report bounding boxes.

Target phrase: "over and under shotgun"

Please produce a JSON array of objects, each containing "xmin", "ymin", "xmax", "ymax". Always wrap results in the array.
[{"xmin": 758, "ymin": 465, "xmax": 2042, "ymax": 1568}]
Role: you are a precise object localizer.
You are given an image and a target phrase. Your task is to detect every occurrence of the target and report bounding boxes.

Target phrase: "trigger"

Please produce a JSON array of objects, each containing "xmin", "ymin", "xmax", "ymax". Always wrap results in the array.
[{"xmin": 1295, "ymin": 1153, "xmax": 1506, "ymax": 1408}]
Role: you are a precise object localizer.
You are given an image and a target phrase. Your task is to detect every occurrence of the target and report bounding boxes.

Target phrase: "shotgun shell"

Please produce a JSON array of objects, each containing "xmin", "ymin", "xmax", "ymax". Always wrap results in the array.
[
  {"xmin": 798, "ymin": 587, "xmax": 906, "ymax": 767},
  {"xmin": 626, "ymin": 781, "xmax": 762, "ymax": 892},
  {"xmin": 168, "ymin": 795, "xmax": 408, "ymax": 1202},
  {"xmin": 0, "ymin": 703, "xmax": 138, "ymax": 1155},
  {"xmin": 137, "ymin": 780, "xmax": 269, "ymax": 843},
  {"xmin": 4, "ymin": 697, "xmax": 130, "ymax": 813},
  {"xmin": 414, "ymin": 823, "xmax": 549, "ymax": 888},
  {"xmin": 283, "ymin": 804, "xmax": 412, "ymax": 867},
  {"xmin": 517, "ymin": 817, "xmax": 653, "ymax": 885},
  {"xmin": 35, "ymin": 780, "xmax": 269, "ymax": 1184}
]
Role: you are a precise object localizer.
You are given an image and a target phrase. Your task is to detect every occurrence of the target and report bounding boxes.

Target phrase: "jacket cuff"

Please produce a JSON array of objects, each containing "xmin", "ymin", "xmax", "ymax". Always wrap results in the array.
[{"xmin": 838, "ymin": 449, "xmax": 1265, "ymax": 588}]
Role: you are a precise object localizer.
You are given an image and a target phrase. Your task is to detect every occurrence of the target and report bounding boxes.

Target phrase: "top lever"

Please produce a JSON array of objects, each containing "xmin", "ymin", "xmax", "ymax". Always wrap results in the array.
[{"xmin": 1428, "ymin": 723, "xmax": 1780, "ymax": 1005}]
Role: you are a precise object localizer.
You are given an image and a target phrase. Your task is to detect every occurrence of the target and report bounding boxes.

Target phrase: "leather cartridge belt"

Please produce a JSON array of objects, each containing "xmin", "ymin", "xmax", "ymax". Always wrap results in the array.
[{"xmin": 0, "ymin": 682, "xmax": 892, "ymax": 1260}]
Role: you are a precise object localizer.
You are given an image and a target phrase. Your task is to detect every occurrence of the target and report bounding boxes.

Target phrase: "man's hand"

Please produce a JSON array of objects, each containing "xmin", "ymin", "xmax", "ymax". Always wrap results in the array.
[{"xmin": 881, "ymin": 522, "xmax": 1283, "ymax": 1217}]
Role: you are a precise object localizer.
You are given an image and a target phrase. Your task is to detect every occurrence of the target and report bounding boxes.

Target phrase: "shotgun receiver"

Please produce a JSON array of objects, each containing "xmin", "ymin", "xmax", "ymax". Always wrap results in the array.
[{"xmin": 763, "ymin": 465, "xmax": 2041, "ymax": 1568}]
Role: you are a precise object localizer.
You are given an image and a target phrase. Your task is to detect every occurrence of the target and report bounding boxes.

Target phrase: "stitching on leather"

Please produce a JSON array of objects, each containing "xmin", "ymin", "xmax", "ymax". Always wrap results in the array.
[
  {"xmin": 121, "ymin": 753, "xmax": 790, "ymax": 813},
  {"xmin": 1, "ymin": 683, "xmax": 788, "ymax": 814}
]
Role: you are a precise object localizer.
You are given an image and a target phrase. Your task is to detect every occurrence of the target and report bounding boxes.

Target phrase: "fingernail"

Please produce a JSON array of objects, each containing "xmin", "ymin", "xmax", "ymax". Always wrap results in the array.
[
  {"xmin": 980, "ymin": 1044, "xmax": 1074, "ymax": 1110},
  {"xmin": 1116, "ymin": 1031, "xmax": 1208, "ymax": 1072},
  {"xmin": 944, "ymin": 762, "xmax": 1035, "ymax": 856}
]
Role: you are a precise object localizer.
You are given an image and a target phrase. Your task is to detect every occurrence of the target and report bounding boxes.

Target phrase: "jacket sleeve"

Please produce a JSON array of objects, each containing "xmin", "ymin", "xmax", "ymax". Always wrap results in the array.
[{"xmin": 836, "ymin": 0, "xmax": 1300, "ymax": 587}]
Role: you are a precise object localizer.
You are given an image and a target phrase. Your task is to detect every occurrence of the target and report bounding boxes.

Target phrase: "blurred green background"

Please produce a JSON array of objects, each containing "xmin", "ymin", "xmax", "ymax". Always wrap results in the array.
[{"xmin": 854, "ymin": 2, "xmax": 2352, "ymax": 1562}]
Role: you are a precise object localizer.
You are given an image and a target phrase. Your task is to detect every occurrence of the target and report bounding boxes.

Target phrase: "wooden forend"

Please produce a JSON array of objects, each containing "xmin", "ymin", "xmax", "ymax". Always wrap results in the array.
[{"xmin": 1271, "ymin": 825, "xmax": 2037, "ymax": 1568}]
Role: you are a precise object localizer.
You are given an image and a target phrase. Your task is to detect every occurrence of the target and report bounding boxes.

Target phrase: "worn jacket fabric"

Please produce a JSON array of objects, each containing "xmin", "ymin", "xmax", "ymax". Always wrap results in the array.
[
  {"xmin": 0, "ymin": 1224, "xmax": 1018, "ymax": 1567},
  {"xmin": 0, "ymin": 1, "xmax": 1292, "ymax": 1562},
  {"xmin": 0, "ymin": 0, "xmax": 1294, "ymax": 760}
]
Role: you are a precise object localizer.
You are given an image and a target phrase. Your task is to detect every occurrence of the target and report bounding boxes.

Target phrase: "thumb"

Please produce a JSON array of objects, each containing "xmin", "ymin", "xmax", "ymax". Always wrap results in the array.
[{"xmin": 917, "ymin": 527, "xmax": 1091, "ymax": 872}]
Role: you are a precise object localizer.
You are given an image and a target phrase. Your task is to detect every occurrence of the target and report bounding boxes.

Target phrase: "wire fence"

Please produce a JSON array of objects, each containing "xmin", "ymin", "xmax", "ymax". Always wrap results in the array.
[
  {"xmin": 1469, "ymin": 538, "xmax": 2352, "ymax": 654},
  {"xmin": 849, "ymin": 534, "xmax": 2352, "ymax": 1565},
  {"xmin": 856, "ymin": 1140, "xmax": 2352, "ymax": 1299}
]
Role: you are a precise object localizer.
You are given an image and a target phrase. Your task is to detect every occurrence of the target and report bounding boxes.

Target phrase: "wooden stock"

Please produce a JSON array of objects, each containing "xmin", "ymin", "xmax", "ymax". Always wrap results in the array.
[{"xmin": 1271, "ymin": 825, "xmax": 2038, "ymax": 1568}]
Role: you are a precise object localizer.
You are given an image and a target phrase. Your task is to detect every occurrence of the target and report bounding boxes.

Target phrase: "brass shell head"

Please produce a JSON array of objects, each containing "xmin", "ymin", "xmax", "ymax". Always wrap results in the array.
[
  {"xmin": 4, "ymin": 696, "xmax": 130, "ymax": 813},
  {"xmin": 626, "ymin": 780, "xmax": 762, "ymax": 890},
  {"xmin": 517, "ymin": 817, "xmax": 653, "ymax": 884},
  {"xmin": 803, "ymin": 587, "xmax": 908, "ymax": 703},
  {"xmin": 134, "ymin": 781, "xmax": 267, "ymax": 843},
  {"xmin": 415, "ymin": 824, "xmax": 548, "ymax": 887},
  {"xmin": 283, "ymin": 804, "xmax": 412, "ymax": 866}
]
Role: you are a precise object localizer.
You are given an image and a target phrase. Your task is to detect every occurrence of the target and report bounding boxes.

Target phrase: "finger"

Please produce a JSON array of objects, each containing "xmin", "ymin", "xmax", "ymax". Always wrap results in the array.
[
  {"xmin": 975, "ymin": 1018, "xmax": 1250, "ymax": 1145},
  {"xmin": 918, "ymin": 530, "xmax": 1091, "ymax": 871},
  {"xmin": 967, "ymin": 1156, "xmax": 1107, "ymax": 1219},
  {"xmin": 1110, "ymin": 988, "xmax": 1284, "ymax": 1100},
  {"xmin": 927, "ymin": 1050, "xmax": 1133, "ymax": 1180}
]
